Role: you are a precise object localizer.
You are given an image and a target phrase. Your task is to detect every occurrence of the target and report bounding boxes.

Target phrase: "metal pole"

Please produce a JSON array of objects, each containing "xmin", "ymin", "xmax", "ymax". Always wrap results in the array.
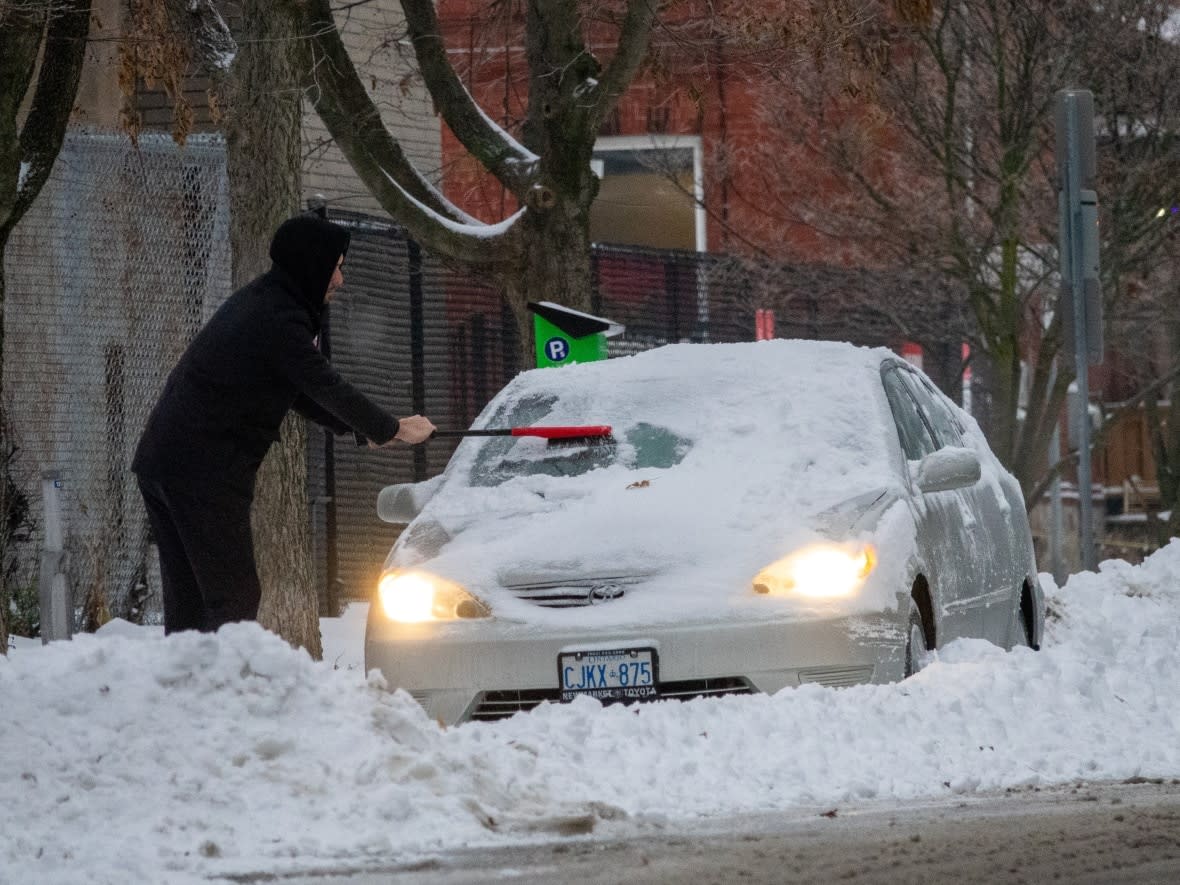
[
  {"xmin": 1062, "ymin": 97, "xmax": 1096, "ymax": 571},
  {"xmin": 1049, "ymin": 427, "xmax": 1065, "ymax": 584},
  {"xmin": 38, "ymin": 470, "xmax": 72, "ymax": 642},
  {"xmin": 321, "ymin": 295, "xmax": 339, "ymax": 615},
  {"xmin": 313, "ymin": 197, "xmax": 339, "ymax": 613},
  {"xmin": 408, "ymin": 237, "xmax": 427, "ymax": 482},
  {"xmin": 1047, "ymin": 363, "xmax": 1065, "ymax": 584}
]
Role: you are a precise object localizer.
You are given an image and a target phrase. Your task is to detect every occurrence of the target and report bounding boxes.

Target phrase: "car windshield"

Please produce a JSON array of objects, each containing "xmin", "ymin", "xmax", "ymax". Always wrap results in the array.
[
  {"xmin": 467, "ymin": 394, "xmax": 690, "ymax": 488},
  {"xmin": 424, "ymin": 342, "xmax": 900, "ymax": 539}
]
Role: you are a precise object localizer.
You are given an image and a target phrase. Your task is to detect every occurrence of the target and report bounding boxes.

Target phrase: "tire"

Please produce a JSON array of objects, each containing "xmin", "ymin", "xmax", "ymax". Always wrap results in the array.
[
  {"xmin": 904, "ymin": 606, "xmax": 930, "ymax": 678},
  {"xmin": 1009, "ymin": 598, "xmax": 1033, "ymax": 650}
]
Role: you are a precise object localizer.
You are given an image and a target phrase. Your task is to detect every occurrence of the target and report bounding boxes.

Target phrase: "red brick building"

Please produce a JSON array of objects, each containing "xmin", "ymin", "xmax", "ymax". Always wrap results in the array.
[{"xmin": 434, "ymin": 1, "xmax": 852, "ymax": 263}]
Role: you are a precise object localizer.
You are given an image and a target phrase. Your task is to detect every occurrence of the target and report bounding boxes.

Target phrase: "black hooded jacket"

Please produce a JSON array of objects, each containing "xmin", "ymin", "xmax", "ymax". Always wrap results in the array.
[{"xmin": 132, "ymin": 214, "xmax": 399, "ymax": 496}]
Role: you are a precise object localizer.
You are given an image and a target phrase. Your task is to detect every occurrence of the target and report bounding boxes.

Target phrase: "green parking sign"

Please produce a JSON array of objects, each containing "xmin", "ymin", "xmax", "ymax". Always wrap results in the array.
[{"xmin": 528, "ymin": 301, "xmax": 624, "ymax": 368}]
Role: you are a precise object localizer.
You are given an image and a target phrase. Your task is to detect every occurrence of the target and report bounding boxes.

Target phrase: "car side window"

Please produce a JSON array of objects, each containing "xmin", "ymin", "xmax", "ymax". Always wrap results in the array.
[
  {"xmin": 881, "ymin": 369, "xmax": 936, "ymax": 461},
  {"xmin": 900, "ymin": 371, "xmax": 965, "ymax": 449}
]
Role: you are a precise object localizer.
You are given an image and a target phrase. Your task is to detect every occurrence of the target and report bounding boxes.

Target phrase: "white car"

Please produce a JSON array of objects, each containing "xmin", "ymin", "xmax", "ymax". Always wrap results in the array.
[{"xmin": 365, "ymin": 340, "xmax": 1041, "ymax": 724}]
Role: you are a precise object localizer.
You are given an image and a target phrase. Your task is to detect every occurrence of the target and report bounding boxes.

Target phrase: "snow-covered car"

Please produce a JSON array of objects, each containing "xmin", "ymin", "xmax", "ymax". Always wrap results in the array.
[{"xmin": 364, "ymin": 340, "xmax": 1042, "ymax": 724}]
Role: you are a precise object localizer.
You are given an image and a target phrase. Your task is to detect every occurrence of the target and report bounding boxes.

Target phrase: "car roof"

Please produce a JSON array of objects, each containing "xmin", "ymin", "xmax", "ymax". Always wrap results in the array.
[{"xmin": 484, "ymin": 339, "xmax": 894, "ymax": 436}]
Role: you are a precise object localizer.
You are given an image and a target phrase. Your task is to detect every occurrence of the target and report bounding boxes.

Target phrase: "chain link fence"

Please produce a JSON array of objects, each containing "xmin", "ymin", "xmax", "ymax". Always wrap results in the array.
[
  {"xmin": 4, "ymin": 132, "xmax": 959, "ymax": 631},
  {"xmin": 4, "ymin": 130, "xmax": 232, "ymax": 629}
]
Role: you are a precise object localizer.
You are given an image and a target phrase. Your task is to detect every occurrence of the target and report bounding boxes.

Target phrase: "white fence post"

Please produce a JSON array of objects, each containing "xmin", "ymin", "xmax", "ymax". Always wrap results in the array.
[{"xmin": 38, "ymin": 470, "xmax": 72, "ymax": 643}]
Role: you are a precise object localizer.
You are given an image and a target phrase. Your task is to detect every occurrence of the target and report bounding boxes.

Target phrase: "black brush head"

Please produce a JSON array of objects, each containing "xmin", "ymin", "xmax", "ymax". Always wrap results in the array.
[{"xmin": 544, "ymin": 433, "xmax": 616, "ymax": 449}]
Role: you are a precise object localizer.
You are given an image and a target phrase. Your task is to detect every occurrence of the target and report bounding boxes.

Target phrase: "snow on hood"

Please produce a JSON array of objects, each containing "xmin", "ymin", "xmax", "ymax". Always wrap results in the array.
[{"xmin": 388, "ymin": 341, "xmax": 910, "ymax": 625}]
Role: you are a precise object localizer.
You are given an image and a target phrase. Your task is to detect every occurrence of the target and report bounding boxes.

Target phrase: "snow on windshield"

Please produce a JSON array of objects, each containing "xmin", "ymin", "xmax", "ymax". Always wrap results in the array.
[
  {"xmin": 450, "ymin": 339, "xmax": 896, "ymax": 492},
  {"xmin": 424, "ymin": 342, "xmax": 892, "ymax": 526},
  {"xmin": 463, "ymin": 391, "xmax": 691, "ymax": 487}
]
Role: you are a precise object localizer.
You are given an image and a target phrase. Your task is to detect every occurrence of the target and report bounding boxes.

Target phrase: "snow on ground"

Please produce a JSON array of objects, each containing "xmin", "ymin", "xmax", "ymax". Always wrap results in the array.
[{"xmin": 5, "ymin": 544, "xmax": 1180, "ymax": 884}]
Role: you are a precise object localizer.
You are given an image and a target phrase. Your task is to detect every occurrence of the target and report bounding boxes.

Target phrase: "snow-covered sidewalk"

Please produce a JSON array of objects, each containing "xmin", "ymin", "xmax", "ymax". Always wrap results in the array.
[{"xmin": 5, "ymin": 543, "xmax": 1180, "ymax": 884}]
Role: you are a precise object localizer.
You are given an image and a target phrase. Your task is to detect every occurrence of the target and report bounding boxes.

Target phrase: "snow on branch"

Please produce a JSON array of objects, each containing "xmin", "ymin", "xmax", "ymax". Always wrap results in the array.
[
  {"xmin": 376, "ymin": 165, "xmax": 524, "ymax": 263},
  {"xmin": 400, "ymin": 0, "xmax": 538, "ymax": 196},
  {"xmin": 180, "ymin": 0, "xmax": 237, "ymax": 71}
]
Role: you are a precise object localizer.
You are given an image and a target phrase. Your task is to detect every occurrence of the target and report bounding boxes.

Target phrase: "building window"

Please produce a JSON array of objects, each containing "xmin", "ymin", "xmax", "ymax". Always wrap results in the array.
[{"xmin": 590, "ymin": 136, "xmax": 705, "ymax": 252}]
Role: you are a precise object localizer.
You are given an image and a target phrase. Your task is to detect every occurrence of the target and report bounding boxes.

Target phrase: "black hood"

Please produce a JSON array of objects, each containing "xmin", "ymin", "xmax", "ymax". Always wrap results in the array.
[{"xmin": 268, "ymin": 214, "xmax": 351, "ymax": 317}]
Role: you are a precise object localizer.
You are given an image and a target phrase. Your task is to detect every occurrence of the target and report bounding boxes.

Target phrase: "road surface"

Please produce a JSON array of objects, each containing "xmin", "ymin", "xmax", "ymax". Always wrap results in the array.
[{"xmin": 227, "ymin": 779, "xmax": 1180, "ymax": 884}]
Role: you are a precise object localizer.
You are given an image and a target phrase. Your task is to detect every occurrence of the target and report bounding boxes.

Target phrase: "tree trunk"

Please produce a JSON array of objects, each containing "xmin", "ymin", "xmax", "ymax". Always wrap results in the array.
[
  {"xmin": 224, "ymin": 0, "xmax": 321, "ymax": 658},
  {"xmin": 500, "ymin": 0, "xmax": 603, "ymax": 364},
  {"xmin": 1, "ymin": 279, "xmax": 12, "ymax": 649},
  {"xmin": 0, "ymin": 0, "xmax": 92, "ymax": 653},
  {"xmin": 0, "ymin": 7, "xmax": 43, "ymax": 656},
  {"xmin": 254, "ymin": 416, "xmax": 320, "ymax": 659},
  {"xmin": 506, "ymin": 197, "xmax": 596, "ymax": 366},
  {"xmin": 0, "ymin": 252, "xmax": 7, "ymax": 655}
]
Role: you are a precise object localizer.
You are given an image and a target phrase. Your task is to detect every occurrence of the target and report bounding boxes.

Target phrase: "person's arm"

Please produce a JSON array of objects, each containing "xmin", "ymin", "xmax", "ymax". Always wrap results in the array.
[
  {"xmin": 292, "ymin": 393, "xmax": 357, "ymax": 436},
  {"xmin": 272, "ymin": 312, "xmax": 400, "ymax": 444}
]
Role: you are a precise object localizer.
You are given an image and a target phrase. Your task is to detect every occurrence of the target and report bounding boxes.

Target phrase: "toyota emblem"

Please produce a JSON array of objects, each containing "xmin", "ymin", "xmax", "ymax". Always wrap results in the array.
[{"xmin": 587, "ymin": 582, "xmax": 625, "ymax": 604}]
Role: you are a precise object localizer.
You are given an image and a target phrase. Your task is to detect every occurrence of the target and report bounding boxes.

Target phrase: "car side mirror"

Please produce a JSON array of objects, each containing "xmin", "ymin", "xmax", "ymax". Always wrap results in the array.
[
  {"xmin": 912, "ymin": 447, "xmax": 981, "ymax": 493},
  {"xmin": 377, "ymin": 474, "xmax": 444, "ymax": 524}
]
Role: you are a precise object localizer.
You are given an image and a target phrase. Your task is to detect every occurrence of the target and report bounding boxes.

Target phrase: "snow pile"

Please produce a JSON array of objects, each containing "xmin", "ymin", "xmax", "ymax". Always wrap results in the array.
[{"xmin": 5, "ymin": 543, "xmax": 1180, "ymax": 883}]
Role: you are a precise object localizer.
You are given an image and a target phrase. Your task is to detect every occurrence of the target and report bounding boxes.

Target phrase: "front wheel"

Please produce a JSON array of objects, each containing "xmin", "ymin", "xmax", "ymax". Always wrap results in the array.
[
  {"xmin": 1009, "ymin": 599, "xmax": 1033, "ymax": 649},
  {"xmin": 904, "ymin": 607, "xmax": 931, "ymax": 677}
]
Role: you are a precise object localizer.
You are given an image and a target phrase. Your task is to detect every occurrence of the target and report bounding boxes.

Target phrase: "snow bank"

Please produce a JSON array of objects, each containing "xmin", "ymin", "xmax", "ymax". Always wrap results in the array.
[{"xmin": 5, "ymin": 543, "xmax": 1180, "ymax": 883}]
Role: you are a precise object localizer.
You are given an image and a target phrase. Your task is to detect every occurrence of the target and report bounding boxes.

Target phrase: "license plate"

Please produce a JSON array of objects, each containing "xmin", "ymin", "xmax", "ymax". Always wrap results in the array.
[{"xmin": 558, "ymin": 647, "xmax": 658, "ymax": 702}]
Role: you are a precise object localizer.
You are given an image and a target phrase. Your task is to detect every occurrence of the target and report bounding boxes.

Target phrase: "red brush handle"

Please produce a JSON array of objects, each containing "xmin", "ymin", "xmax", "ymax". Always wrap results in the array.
[
  {"xmin": 428, "ymin": 425, "xmax": 612, "ymax": 440},
  {"xmin": 510, "ymin": 425, "xmax": 612, "ymax": 439}
]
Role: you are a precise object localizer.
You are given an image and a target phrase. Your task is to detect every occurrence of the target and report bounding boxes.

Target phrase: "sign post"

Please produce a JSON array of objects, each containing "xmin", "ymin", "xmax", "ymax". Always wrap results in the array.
[
  {"xmin": 1055, "ymin": 89, "xmax": 1103, "ymax": 571},
  {"xmin": 38, "ymin": 470, "xmax": 72, "ymax": 642}
]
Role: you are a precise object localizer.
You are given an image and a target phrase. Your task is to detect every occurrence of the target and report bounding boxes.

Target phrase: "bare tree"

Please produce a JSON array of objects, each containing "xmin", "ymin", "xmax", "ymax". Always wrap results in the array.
[
  {"xmin": 726, "ymin": 0, "xmax": 1180, "ymax": 507},
  {"xmin": 273, "ymin": 0, "xmax": 658, "ymax": 362},
  {"xmin": 0, "ymin": 0, "xmax": 92, "ymax": 653}
]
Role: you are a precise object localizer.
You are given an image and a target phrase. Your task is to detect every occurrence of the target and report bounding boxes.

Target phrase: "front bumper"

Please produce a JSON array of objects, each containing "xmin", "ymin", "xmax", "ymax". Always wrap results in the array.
[{"xmin": 364, "ymin": 608, "xmax": 907, "ymax": 725}]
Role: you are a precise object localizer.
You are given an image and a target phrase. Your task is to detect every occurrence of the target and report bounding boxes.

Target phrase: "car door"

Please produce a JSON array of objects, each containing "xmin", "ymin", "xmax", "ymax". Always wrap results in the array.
[
  {"xmin": 901, "ymin": 372, "xmax": 1024, "ymax": 643},
  {"xmin": 880, "ymin": 365, "xmax": 982, "ymax": 644}
]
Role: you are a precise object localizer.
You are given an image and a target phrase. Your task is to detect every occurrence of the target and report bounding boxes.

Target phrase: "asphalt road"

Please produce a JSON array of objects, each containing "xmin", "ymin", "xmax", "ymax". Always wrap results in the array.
[{"xmin": 228, "ymin": 779, "xmax": 1180, "ymax": 884}]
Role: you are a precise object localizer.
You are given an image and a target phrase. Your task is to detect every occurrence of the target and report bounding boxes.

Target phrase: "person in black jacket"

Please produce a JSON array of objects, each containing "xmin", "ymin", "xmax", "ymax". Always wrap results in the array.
[{"xmin": 133, "ymin": 213, "xmax": 435, "ymax": 634}]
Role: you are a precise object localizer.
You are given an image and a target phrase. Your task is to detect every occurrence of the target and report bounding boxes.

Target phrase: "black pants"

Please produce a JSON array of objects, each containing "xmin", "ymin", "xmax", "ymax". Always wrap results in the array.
[{"xmin": 137, "ymin": 476, "xmax": 261, "ymax": 634}]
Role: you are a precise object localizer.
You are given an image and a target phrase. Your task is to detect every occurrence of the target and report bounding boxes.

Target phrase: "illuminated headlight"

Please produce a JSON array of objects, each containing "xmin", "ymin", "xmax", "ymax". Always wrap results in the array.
[
  {"xmin": 752, "ymin": 544, "xmax": 876, "ymax": 599},
  {"xmin": 377, "ymin": 570, "xmax": 489, "ymax": 622}
]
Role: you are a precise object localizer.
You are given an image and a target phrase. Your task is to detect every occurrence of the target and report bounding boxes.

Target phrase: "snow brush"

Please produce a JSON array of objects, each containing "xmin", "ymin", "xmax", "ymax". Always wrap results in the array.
[{"xmin": 430, "ymin": 425, "xmax": 614, "ymax": 445}]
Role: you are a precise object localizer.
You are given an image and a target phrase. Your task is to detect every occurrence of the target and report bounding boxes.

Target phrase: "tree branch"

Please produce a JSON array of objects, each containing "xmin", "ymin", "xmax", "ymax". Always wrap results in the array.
[
  {"xmin": 292, "ymin": 0, "xmax": 523, "ymax": 265},
  {"xmin": 399, "ymin": 0, "xmax": 537, "ymax": 197},
  {"xmin": 0, "ymin": 2, "xmax": 48, "ymax": 237},
  {"xmin": 592, "ymin": 0, "xmax": 657, "ymax": 128},
  {"xmin": 296, "ymin": 0, "xmax": 467, "ymax": 222},
  {"xmin": 166, "ymin": 0, "xmax": 236, "ymax": 75},
  {"xmin": 8, "ymin": 0, "xmax": 91, "ymax": 232}
]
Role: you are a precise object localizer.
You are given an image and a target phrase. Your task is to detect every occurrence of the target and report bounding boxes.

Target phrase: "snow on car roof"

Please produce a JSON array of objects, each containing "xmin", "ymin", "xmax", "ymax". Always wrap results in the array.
[{"xmin": 493, "ymin": 338, "xmax": 896, "ymax": 438}]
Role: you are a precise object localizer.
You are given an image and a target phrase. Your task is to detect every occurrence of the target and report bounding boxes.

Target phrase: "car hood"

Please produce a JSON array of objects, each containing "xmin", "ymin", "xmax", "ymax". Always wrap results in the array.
[{"xmin": 390, "ymin": 474, "xmax": 913, "ymax": 628}]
